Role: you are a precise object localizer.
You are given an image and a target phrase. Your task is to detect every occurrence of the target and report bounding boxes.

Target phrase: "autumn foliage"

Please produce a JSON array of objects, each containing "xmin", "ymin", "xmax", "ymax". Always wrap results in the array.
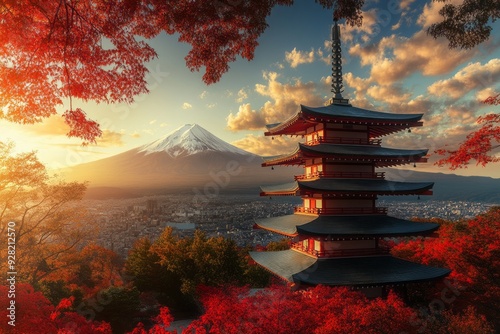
[
  {"xmin": 0, "ymin": 283, "xmax": 111, "ymax": 334},
  {"xmin": 187, "ymin": 285, "xmax": 417, "ymax": 334},
  {"xmin": 435, "ymin": 94, "xmax": 500, "ymax": 169},
  {"xmin": 0, "ymin": 0, "xmax": 364, "ymax": 143},
  {"xmin": 392, "ymin": 207, "xmax": 500, "ymax": 328}
]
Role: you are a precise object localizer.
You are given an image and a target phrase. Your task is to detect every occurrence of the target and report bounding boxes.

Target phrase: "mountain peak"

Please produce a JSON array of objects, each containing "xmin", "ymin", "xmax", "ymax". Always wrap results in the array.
[{"xmin": 138, "ymin": 123, "xmax": 251, "ymax": 157}]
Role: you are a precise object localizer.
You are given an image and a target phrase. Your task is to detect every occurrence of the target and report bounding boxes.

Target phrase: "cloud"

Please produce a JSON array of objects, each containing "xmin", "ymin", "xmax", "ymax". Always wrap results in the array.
[
  {"xmin": 366, "ymin": 84, "xmax": 412, "ymax": 105},
  {"xmin": 149, "ymin": 119, "xmax": 156, "ymax": 125},
  {"xmin": 349, "ymin": 30, "xmax": 475, "ymax": 87},
  {"xmin": 226, "ymin": 72, "xmax": 325, "ymax": 131},
  {"xmin": 428, "ymin": 59, "xmax": 500, "ymax": 99},
  {"xmin": 285, "ymin": 48, "xmax": 315, "ymax": 68},
  {"xmin": 341, "ymin": 9, "xmax": 378, "ymax": 43},
  {"xmin": 231, "ymin": 134, "xmax": 298, "ymax": 156},
  {"xmin": 159, "ymin": 123, "xmax": 168, "ymax": 128},
  {"xmin": 417, "ymin": 0, "xmax": 463, "ymax": 29},
  {"xmin": 24, "ymin": 115, "xmax": 69, "ymax": 136},
  {"xmin": 130, "ymin": 131, "xmax": 141, "ymax": 138},
  {"xmin": 182, "ymin": 102, "xmax": 193, "ymax": 110},
  {"xmin": 476, "ymin": 87, "xmax": 498, "ymax": 102},
  {"xmin": 344, "ymin": 72, "xmax": 373, "ymax": 101},
  {"xmin": 98, "ymin": 130, "xmax": 125, "ymax": 147},
  {"xmin": 227, "ymin": 104, "xmax": 267, "ymax": 131},
  {"xmin": 236, "ymin": 88, "xmax": 248, "ymax": 103},
  {"xmin": 206, "ymin": 103, "xmax": 217, "ymax": 109},
  {"xmin": 199, "ymin": 90, "xmax": 208, "ymax": 99}
]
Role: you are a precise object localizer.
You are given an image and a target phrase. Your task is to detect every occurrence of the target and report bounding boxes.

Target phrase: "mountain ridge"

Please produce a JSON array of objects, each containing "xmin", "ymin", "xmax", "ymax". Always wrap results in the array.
[{"xmin": 138, "ymin": 123, "xmax": 251, "ymax": 157}]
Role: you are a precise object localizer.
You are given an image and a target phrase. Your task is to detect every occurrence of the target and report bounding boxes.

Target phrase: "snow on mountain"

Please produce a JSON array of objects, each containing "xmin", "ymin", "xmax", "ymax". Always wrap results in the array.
[{"xmin": 138, "ymin": 124, "xmax": 251, "ymax": 157}]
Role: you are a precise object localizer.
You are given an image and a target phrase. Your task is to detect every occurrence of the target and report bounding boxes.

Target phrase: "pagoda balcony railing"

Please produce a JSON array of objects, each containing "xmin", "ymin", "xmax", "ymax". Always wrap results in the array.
[
  {"xmin": 291, "ymin": 244, "xmax": 390, "ymax": 258},
  {"xmin": 306, "ymin": 137, "xmax": 382, "ymax": 146},
  {"xmin": 295, "ymin": 171, "xmax": 385, "ymax": 180},
  {"xmin": 294, "ymin": 207, "xmax": 388, "ymax": 215}
]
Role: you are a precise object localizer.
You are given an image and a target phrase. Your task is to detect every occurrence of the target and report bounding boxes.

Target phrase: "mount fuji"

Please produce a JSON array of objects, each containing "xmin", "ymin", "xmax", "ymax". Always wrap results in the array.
[
  {"xmin": 61, "ymin": 124, "xmax": 297, "ymax": 196},
  {"xmin": 138, "ymin": 124, "xmax": 249, "ymax": 157}
]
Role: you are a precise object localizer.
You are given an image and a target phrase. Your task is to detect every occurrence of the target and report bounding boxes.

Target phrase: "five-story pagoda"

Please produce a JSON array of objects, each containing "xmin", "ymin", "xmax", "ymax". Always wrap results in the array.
[{"xmin": 250, "ymin": 20, "xmax": 450, "ymax": 296}]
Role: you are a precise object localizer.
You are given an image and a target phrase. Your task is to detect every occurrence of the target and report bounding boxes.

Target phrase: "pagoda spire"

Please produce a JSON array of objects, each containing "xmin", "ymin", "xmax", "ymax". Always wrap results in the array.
[{"xmin": 331, "ymin": 19, "xmax": 349, "ymax": 105}]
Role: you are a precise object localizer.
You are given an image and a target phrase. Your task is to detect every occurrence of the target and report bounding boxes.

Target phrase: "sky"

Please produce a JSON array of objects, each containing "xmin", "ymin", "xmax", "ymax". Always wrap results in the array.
[{"xmin": 2, "ymin": 0, "xmax": 500, "ymax": 178}]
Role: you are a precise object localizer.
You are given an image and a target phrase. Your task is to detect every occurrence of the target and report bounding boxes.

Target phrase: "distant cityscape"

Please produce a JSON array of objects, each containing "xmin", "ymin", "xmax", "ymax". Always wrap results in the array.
[{"xmin": 81, "ymin": 195, "xmax": 499, "ymax": 258}]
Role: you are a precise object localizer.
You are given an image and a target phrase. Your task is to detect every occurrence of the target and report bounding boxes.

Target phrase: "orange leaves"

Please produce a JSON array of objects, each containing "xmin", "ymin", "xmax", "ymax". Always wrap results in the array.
[
  {"xmin": 1, "ymin": 0, "xmax": 367, "ymax": 142},
  {"xmin": 63, "ymin": 108, "xmax": 102, "ymax": 145},
  {"xmin": 185, "ymin": 285, "xmax": 416, "ymax": 334},
  {"xmin": 1, "ymin": 0, "xmax": 158, "ymax": 143},
  {"xmin": 435, "ymin": 94, "xmax": 500, "ymax": 169},
  {"xmin": 392, "ymin": 207, "xmax": 500, "ymax": 326},
  {"xmin": 0, "ymin": 283, "xmax": 112, "ymax": 334},
  {"xmin": 435, "ymin": 111, "xmax": 500, "ymax": 169}
]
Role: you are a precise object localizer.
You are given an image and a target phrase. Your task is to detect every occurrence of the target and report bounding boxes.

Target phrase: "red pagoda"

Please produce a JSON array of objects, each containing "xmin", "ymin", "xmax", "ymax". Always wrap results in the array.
[{"xmin": 250, "ymin": 20, "xmax": 450, "ymax": 295}]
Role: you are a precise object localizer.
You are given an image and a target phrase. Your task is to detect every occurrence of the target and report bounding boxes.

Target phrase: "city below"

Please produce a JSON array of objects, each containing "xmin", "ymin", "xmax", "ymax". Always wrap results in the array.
[{"xmin": 82, "ymin": 195, "xmax": 499, "ymax": 258}]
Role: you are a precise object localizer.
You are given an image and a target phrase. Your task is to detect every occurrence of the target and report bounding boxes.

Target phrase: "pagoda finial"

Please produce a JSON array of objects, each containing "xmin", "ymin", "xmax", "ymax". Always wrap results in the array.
[{"xmin": 330, "ymin": 19, "xmax": 349, "ymax": 105}]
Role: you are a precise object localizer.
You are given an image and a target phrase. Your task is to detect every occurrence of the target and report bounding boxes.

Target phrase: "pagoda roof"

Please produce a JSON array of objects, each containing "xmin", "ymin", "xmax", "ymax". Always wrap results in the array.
[
  {"xmin": 260, "ymin": 179, "xmax": 434, "ymax": 196},
  {"xmin": 262, "ymin": 143, "xmax": 428, "ymax": 167},
  {"xmin": 249, "ymin": 250, "xmax": 450, "ymax": 286},
  {"xmin": 254, "ymin": 214, "xmax": 439, "ymax": 237},
  {"xmin": 265, "ymin": 103, "xmax": 424, "ymax": 137}
]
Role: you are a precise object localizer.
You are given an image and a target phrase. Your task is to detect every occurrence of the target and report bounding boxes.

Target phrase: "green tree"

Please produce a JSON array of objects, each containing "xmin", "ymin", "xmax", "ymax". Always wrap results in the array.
[
  {"xmin": 92, "ymin": 286, "xmax": 141, "ymax": 334},
  {"xmin": 125, "ymin": 237, "xmax": 186, "ymax": 308},
  {"xmin": 152, "ymin": 228, "xmax": 246, "ymax": 296}
]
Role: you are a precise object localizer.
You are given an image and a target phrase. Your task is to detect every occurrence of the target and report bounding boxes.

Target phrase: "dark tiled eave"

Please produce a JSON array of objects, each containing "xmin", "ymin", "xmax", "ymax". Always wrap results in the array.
[
  {"xmin": 260, "ymin": 179, "xmax": 434, "ymax": 196},
  {"xmin": 254, "ymin": 214, "xmax": 440, "ymax": 237},
  {"xmin": 265, "ymin": 104, "xmax": 424, "ymax": 137},
  {"xmin": 261, "ymin": 143, "xmax": 428, "ymax": 167},
  {"xmin": 249, "ymin": 250, "xmax": 450, "ymax": 286}
]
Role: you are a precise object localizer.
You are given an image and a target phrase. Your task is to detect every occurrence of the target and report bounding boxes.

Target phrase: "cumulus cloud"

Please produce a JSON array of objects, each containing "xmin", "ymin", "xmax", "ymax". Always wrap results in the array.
[
  {"xmin": 98, "ymin": 130, "xmax": 125, "ymax": 147},
  {"xmin": 199, "ymin": 90, "xmax": 208, "ymax": 99},
  {"xmin": 227, "ymin": 104, "xmax": 267, "ymax": 131},
  {"xmin": 24, "ymin": 115, "xmax": 69, "ymax": 136},
  {"xmin": 131, "ymin": 131, "xmax": 141, "ymax": 138},
  {"xmin": 349, "ymin": 29, "xmax": 475, "ymax": 87},
  {"xmin": 149, "ymin": 119, "xmax": 156, "ymax": 125},
  {"xmin": 226, "ymin": 72, "xmax": 325, "ymax": 131},
  {"xmin": 428, "ymin": 59, "xmax": 500, "ymax": 99},
  {"xmin": 341, "ymin": 9, "xmax": 378, "ymax": 43},
  {"xmin": 285, "ymin": 48, "xmax": 316, "ymax": 68},
  {"xmin": 476, "ymin": 87, "xmax": 498, "ymax": 102},
  {"xmin": 366, "ymin": 84, "xmax": 412, "ymax": 105},
  {"xmin": 231, "ymin": 134, "xmax": 298, "ymax": 156},
  {"xmin": 417, "ymin": 0, "xmax": 463, "ymax": 29},
  {"xmin": 236, "ymin": 88, "xmax": 248, "ymax": 103},
  {"xmin": 182, "ymin": 102, "xmax": 193, "ymax": 110}
]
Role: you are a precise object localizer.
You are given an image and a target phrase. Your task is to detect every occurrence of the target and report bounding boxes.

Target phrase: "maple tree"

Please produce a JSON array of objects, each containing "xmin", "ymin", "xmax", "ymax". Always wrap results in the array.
[
  {"xmin": 182, "ymin": 285, "xmax": 417, "ymax": 334},
  {"xmin": 391, "ymin": 207, "xmax": 500, "ymax": 331},
  {"xmin": 0, "ymin": 142, "xmax": 95, "ymax": 286},
  {"xmin": 0, "ymin": 0, "xmax": 363, "ymax": 143},
  {"xmin": 435, "ymin": 96, "xmax": 500, "ymax": 169},
  {"xmin": 0, "ymin": 283, "xmax": 112, "ymax": 334},
  {"xmin": 427, "ymin": 0, "xmax": 500, "ymax": 50}
]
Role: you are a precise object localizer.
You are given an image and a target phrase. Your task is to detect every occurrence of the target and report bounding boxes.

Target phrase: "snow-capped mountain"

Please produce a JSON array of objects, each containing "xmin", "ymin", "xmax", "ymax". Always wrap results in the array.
[
  {"xmin": 139, "ymin": 124, "xmax": 249, "ymax": 157},
  {"xmin": 61, "ymin": 124, "xmax": 298, "ymax": 195}
]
